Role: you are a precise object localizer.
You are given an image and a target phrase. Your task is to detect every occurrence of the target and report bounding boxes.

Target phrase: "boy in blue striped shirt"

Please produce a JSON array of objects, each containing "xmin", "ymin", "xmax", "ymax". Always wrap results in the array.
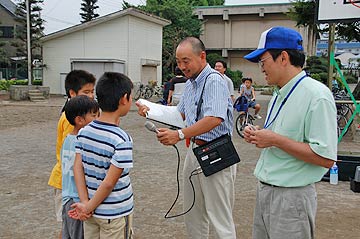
[{"xmin": 69, "ymin": 72, "xmax": 134, "ymax": 239}]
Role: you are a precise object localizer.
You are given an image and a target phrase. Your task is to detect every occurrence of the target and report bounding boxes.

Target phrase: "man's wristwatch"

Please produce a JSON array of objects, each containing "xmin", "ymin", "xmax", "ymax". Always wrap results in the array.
[{"xmin": 178, "ymin": 129, "xmax": 185, "ymax": 140}]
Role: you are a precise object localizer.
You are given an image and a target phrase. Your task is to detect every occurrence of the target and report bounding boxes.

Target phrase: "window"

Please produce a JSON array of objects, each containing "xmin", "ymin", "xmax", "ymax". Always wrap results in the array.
[{"xmin": 0, "ymin": 26, "xmax": 14, "ymax": 38}]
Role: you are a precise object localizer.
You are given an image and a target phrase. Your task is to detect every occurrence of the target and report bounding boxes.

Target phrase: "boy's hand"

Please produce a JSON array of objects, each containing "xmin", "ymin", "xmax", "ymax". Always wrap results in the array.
[
  {"xmin": 68, "ymin": 202, "xmax": 93, "ymax": 221},
  {"xmin": 135, "ymin": 101, "xmax": 150, "ymax": 117}
]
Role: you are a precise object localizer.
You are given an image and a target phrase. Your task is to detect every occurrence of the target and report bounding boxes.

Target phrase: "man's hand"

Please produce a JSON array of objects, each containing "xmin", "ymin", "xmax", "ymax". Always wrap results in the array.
[
  {"xmin": 157, "ymin": 128, "xmax": 180, "ymax": 145},
  {"xmin": 135, "ymin": 101, "xmax": 150, "ymax": 117},
  {"xmin": 245, "ymin": 127, "xmax": 277, "ymax": 148}
]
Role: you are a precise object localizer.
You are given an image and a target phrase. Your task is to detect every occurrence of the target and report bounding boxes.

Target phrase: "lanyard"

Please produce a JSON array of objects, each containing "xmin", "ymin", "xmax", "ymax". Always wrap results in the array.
[{"xmin": 263, "ymin": 74, "xmax": 307, "ymax": 129}]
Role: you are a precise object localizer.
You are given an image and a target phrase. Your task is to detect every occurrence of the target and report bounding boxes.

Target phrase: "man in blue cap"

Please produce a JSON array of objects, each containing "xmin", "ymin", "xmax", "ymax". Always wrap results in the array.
[{"xmin": 243, "ymin": 26, "xmax": 337, "ymax": 239}]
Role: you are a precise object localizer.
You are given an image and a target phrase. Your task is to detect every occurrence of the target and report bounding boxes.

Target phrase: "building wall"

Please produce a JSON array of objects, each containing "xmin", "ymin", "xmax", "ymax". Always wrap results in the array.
[
  {"xmin": 42, "ymin": 15, "xmax": 164, "ymax": 94},
  {"xmin": 194, "ymin": 4, "xmax": 313, "ymax": 86},
  {"xmin": 0, "ymin": 5, "xmax": 17, "ymax": 57},
  {"xmin": 128, "ymin": 16, "xmax": 163, "ymax": 84}
]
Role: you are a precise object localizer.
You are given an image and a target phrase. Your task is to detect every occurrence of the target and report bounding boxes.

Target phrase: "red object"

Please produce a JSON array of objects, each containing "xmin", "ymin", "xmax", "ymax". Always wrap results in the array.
[{"xmin": 186, "ymin": 138, "xmax": 190, "ymax": 148}]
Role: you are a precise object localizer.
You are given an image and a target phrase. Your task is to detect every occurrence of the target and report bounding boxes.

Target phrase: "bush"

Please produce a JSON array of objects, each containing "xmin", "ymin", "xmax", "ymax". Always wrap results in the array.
[
  {"xmin": 0, "ymin": 79, "xmax": 11, "ymax": 90},
  {"xmin": 33, "ymin": 79, "xmax": 42, "ymax": 85},
  {"xmin": 14, "ymin": 79, "xmax": 28, "ymax": 85}
]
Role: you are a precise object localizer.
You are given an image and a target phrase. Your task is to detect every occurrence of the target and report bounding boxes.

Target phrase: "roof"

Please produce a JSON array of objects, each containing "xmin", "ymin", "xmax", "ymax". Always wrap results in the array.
[
  {"xmin": 42, "ymin": 7, "xmax": 171, "ymax": 42},
  {"xmin": 0, "ymin": 0, "xmax": 17, "ymax": 16},
  {"xmin": 193, "ymin": 2, "xmax": 293, "ymax": 16}
]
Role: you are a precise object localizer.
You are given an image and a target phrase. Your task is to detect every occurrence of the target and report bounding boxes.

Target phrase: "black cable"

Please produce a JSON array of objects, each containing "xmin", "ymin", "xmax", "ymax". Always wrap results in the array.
[{"xmin": 164, "ymin": 144, "xmax": 202, "ymax": 219}]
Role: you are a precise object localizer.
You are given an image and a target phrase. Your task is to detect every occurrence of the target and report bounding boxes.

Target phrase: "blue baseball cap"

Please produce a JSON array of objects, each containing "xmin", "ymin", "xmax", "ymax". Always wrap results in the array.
[{"xmin": 244, "ymin": 26, "xmax": 304, "ymax": 63}]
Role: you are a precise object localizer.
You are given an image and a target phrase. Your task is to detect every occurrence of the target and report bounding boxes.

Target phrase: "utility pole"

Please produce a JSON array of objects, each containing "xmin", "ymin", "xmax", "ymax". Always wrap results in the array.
[
  {"xmin": 26, "ymin": 0, "xmax": 31, "ymax": 85},
  {"xmin": 327, "ymin": 23, "xmax": 335, "ymax": 90}
]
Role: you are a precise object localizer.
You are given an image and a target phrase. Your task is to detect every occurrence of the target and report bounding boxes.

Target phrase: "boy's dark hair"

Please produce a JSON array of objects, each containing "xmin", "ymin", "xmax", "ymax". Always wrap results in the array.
[
  {"xmin": 268, "ymin": 49, "xmax": 305, "ymax": 68},
  {"xmin": 215, "ymin": 60, "xmax": 227, "ymax": 69},
  {"xmin": 242, "ymin": 77, "xmax": 252, "ymax": 83},
  {"xmin": 96, "ymin": 72, "xmax": 133, "ymax": 112},
  {"xmin": 64, "ymin": 95, "xmax": 99, "ymax": 126},
  {"xmin": 65, "ymin": 70, "xmax": 96, "ymax": 97}
]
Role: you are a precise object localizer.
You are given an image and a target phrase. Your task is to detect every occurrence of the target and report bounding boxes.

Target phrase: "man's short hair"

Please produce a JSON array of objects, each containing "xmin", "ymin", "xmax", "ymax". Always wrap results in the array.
[
  {"xmin": 65, "ymin": 70, "xmax": 96, "ymax": 98},
  {"xmin": 268, "ymin": 49, "xmax": 306, "ymax": 68},
  {"xmin": 96, "ymin": 72, "xmax": 133, "ymax": 112},
  {"xmin": 64, "ymin": 95, "xmax": 99, "ymax": 126},
  {"xmin": 178, "ymin": 37, "xmax": 206, "ymax": 55}
]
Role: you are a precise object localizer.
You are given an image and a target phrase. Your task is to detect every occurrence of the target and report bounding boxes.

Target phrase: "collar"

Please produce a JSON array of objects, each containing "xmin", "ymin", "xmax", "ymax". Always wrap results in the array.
[
  {"xmin": 190, "ymin": 64, "xmax": 211, "ymax": 86},
  {"xmin": 274, "ymin": 71, "xmax": 306, "ymax": 100}
]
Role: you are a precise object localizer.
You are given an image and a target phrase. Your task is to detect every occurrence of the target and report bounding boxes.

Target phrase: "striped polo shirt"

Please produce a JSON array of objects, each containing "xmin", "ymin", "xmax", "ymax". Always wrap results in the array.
[
  {"xmin": 177, "ymin": 64, "xmax": 233, "ymax": 141},
  {"xmin": 75, "ymin": 120, "xmax": 134, "ymax": 219}
]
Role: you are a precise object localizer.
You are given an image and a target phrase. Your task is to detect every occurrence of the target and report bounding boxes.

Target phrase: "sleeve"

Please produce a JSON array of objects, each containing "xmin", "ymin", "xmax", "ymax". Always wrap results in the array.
[
  {"xmin": 306, "ymin": 97, "xmax": 337, "ymax": 161},
  {"xmin": 56, "ymin": 113, "xmax": 74, "ymax": 165},
  {"xmin": 111, "ymin": 137, "xmax": 133, "ymax": 169}
]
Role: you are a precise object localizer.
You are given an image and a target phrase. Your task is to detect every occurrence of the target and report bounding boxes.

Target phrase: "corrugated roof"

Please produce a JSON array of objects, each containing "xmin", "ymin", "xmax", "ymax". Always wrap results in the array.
[{"xmin": 0, "ymin": 0, "xmax": 17, "ymax": 16}]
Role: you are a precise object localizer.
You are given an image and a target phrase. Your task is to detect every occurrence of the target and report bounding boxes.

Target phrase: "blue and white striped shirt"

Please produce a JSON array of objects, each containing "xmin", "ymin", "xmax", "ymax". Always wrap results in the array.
[
  {"xmin": 75, "ymin": 120, "xmax": 134, "ymax": 219},
  {"xmin": 177, "ymin": 64, "xmax": 233, "ymax": 141}
]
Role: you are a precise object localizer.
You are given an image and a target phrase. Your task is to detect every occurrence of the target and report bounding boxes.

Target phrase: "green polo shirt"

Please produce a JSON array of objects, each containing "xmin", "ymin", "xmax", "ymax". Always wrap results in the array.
[{"xmin": 254, "ymin": 71, "xmax": 337, "ymax": 187}]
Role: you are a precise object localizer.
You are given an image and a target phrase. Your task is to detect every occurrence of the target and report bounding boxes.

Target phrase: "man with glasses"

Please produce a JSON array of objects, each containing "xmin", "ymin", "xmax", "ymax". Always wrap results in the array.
[{"xmin": 243, "ymin": 26, "xmax": 337, "ymax": 239}]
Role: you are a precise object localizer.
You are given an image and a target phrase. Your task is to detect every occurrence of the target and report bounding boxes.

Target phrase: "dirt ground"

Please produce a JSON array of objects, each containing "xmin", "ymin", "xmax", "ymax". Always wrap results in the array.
[{"xmin": 0, "ymin": 94, "xmax": 359, "ymax": 239}]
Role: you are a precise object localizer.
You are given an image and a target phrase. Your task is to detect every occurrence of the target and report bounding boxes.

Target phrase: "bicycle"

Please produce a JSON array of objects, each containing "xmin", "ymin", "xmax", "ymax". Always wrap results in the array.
[
  {"xmin": 234, "ymin": 96, "xmax": 257, "ymax": 138},
  {"xmin": 134, "ymin": 83, "xmax": 153, "ymax": 100},
  {"xmin": 333, "ymin": 90, "xmax": 353, "ymax": 137}
]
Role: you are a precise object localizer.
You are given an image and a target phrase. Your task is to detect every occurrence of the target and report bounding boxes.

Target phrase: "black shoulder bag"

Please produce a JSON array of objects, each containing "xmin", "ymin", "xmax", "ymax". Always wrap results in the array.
[{"xmin": 192, "ymin": 73, "xmax": 240, "ymax": 177}]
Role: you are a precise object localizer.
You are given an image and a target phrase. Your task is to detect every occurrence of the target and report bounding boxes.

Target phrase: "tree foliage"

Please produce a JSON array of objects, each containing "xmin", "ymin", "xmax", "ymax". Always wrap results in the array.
[
  {"xmin": 140, "ymin": 0, "xmax": 224, "ymax": 81},
  {"xmin": 288, "ymin": 0, "xmax": 360, "ymax": 42},
  {"xmin": 11, "ymin": 0, "xmax": 45, "ymax": 79},
  {"xmin": 141, "ymin": 0, "xmax": 203, "ymax": 80},
  {"xmin": 80, "ymin": 0, "xmax": 100, "ymax": 23},
  {"xmin": 0, "ymin": 21, "xmax": 10, "ymax": 66}
]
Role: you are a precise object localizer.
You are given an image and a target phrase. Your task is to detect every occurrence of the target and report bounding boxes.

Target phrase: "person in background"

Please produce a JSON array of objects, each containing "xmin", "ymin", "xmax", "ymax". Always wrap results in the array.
[
  {"xmin": 48, "ymin": 70, "xmax": 96, "ymax": 239},
  {"xmin": 167, "ymin": 66, "xmax": 187, "ymax": 105},
  {"xmin": 243, "ymin": 26, "xmax": 337, "ymax": 239},
  {"xmin": 215, "ymin": 60, "xmax": 235, "ymax": 102},
  {"xmin": 239, "ymin": 77, "xmax": 262, "ymax": 119}
]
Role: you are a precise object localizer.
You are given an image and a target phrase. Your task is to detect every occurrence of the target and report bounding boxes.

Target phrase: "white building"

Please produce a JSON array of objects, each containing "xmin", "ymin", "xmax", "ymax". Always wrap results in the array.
[{"xmin": 41, "ymin": 8, "xmax": 170, "ymax": 95}]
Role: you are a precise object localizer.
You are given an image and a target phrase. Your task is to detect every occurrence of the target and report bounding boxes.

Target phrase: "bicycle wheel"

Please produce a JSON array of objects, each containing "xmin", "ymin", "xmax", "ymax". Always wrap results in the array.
[
  {"xmin": 337, "ymin": 104, "xmax": 352, "ymax": 116},
  {"xmin": 235, "ymin": 113, "xmax": 247, "ymax": 138},
  {"xmin": 144, "ymin": 87, "xmax": 153, "ymax": 99},
  {"xmin": 337, "ymin": 114, "xmax": 348, "ymax": 136},
  {"xmin": 134, "ymin": 88, "xmax": 142, "ymax": 100}
]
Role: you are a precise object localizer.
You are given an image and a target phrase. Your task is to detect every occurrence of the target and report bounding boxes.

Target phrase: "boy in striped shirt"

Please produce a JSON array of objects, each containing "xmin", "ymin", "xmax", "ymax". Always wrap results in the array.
[{"xmin": 69, "ymin": 72, "xmax": 134, "ymax": 239}]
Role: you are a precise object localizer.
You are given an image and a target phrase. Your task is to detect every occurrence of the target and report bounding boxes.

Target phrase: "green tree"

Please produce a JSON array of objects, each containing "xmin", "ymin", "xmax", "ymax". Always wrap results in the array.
[
  {"xmin": 0, "ymin": 22, "xmax": 10, "ymax": 66},
  {"xmin": 142, "ymin": 0, "xmax": 203, "ymax": 80},
  {"xmin": 11, "ymin": 0, "xmax": 45, "ymax": 80},
  {"xmin": 142, "ymin": 0, "xmax": 224, "ymax": 81},
  {"xmin": 80, "ymin": 0, "xmax": 100, "ymax": 23},
  {"xmin": 287, "ymin": 0, "xmax": 318, "ymax": 55},
  {"xmin": 288, "ymin": 1, "xmax": 360, "ymax": 44}
]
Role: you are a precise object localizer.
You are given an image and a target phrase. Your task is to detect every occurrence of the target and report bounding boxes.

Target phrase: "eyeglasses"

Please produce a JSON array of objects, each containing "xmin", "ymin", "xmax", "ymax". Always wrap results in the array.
[{"xmin": 258, "ymin": 55, "xmax": 272, "ymax": 68}]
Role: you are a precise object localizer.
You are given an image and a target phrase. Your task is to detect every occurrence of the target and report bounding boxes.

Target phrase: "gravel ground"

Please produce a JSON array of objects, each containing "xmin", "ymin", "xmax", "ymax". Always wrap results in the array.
[{"xmin": 0, "ymin": 94, "xmax": 359, "ymax": 239}]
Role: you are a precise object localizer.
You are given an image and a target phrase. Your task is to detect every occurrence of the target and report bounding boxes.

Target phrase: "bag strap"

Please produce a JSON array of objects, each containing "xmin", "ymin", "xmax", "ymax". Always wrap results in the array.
[
  {"xmin": 195, "ymin": 72, "xmax": 220, "ymax": 122},
  {"xmin": 195, "ymin": 71, "xmax": 231, "ymax": 136}
]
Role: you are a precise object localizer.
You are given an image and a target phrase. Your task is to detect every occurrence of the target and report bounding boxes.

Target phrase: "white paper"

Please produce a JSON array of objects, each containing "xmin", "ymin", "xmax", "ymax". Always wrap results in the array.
[{"xmin": 137, "ymin": 99, "xmax": 185, "ymax": 129}]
